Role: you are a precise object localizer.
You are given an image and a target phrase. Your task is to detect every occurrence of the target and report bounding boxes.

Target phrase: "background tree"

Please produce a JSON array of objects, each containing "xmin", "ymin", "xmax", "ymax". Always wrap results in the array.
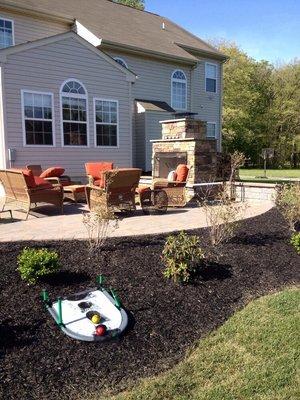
[
  {"xmin": 214, "ymin": 40, "xmax": 300, "ymax": 167},
  {"xmin": 113, "ymin": 0, "xmax": 145, "ymax": 10}
]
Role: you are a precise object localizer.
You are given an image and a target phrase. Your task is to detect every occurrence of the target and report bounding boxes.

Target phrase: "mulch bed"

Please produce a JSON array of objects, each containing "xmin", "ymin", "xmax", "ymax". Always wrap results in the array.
[{"xmin": 0, "ymin": 208, "xmax": 299, "ymax": 400}]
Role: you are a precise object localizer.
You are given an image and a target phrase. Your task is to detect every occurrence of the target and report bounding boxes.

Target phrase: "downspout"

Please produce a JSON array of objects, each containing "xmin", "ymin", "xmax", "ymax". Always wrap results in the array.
[
  {"xmin": 0, "ymin": 63, "xmax": 8, "ymax": 170},
  {"xmin": 129, "ymin": 81, "xmax": 133, "ymax": 167},
  {"xmin": 219, "ymin": 61, "xmax": 225, "ymax": 152},
  {"xmin": 190, "ymin": 63, "xmax": 198, "ymax": 113}
]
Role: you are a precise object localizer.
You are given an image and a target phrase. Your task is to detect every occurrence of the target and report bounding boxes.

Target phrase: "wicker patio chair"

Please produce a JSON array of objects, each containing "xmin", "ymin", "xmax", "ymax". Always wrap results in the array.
[
  {"xmin": 0, "ymin": 169, "xmax": 64, "ymax": 220},
  {"xmin": 151, "ymin": 164, "xmax": 190, "ymax": 207},
  {"xmin": 85, "ymin": 168, "xmax": 142, "ymax": 214},
  {"xmin": 26, "ymin": 164, "xmax": 72, "ymax": 186},
  {"xmin": 85, "ymin": 162, "xmax": 114, "ymax": 186}
]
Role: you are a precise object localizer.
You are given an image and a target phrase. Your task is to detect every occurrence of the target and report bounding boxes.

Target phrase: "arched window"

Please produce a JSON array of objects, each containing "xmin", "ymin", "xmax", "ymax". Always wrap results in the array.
[
  {"xmin": 60, "ymin": 79, "xmax": 88, "ymax": 146},
  {"xmin": 114, "ymin": 57, "xmax": 128, "ymax": 69},
  {"xmin": 171, "ymin": 70, "xmax": 187, "ymax": 110}
]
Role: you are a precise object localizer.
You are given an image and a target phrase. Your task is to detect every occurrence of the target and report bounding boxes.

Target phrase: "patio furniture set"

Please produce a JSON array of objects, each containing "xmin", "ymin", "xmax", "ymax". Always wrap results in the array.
[{"xmin": 0, "ymin": 162, "xmax": 190, "ymax": 220}]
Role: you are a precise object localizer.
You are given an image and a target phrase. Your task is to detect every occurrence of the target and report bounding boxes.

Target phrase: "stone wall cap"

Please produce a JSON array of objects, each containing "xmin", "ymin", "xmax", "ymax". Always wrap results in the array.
[
  {"xmin": 159, "ymin": 118, "xmax": 187, "ymax": 124},
  {"xmin": 151, "ymin": 138, "xmax": 203, "ymax": 143}
]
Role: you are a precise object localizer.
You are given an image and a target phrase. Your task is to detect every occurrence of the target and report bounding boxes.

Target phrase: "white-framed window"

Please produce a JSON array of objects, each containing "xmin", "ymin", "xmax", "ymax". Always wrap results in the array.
[
  {"xmin": 207, "ymin": 122, "xmax": 217, "ymax": 138},
  {"xmin": 21, "ymin": 90, "xmax": 54, "ymax": 146},
  {"xmin": 94, "ymin": 98, "xmax": 118, "ymax": 147},
  {"xmin": 171, "ymin": 69, "xmax": 187, "ymax": 110},
  {"xmin": 205, "ymin": 63, "xmax": 217, "ymax": 93},
  {"xmin": 114, "ymin": 57, "xmax": 128, "ymax": 69},
  {"xmin": 0, "ymin": 17, "xmax": 14, "ymax": 48},
  {"xmin": 60, "ymin": 79, "xmax": 88, "ymax": 147}
]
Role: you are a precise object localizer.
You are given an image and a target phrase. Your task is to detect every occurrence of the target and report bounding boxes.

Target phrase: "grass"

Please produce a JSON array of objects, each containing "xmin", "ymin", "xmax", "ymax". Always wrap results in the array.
[
  {"xmin": 240, "ymin": 169, "xmax": 300, "ymax": 180},
  {"xmin": 97, "ymin": 288, "xmax": 300, "ymax": 400}
]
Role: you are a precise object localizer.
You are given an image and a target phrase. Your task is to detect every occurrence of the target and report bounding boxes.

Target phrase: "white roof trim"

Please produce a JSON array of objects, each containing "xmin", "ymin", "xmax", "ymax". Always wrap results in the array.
[
  {"xmin": 0, "ymin": 31, "xmax": 137, "ymax": 82},
  {"xmin": 72, "ymin": 20, "xmax": 102, "ymax": 48}
]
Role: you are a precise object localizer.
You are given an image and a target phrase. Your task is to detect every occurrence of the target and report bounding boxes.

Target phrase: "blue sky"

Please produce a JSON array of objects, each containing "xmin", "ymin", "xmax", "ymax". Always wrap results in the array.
[{"xmin": 146, "ymin": 0, "xmax": 300, "ymax": 64}]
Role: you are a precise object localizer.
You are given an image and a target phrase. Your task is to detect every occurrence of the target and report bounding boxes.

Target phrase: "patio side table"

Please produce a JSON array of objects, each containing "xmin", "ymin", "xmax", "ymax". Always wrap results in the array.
[{"xmin": 63, "ymin": 185, "xmax": 86, "ymax": 203}]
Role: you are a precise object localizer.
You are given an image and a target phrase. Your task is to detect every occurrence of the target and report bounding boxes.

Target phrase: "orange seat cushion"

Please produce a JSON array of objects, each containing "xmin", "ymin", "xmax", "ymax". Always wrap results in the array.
[
  {"xmin": 34, "ymin": 176, "xmax": 53, "ymax": 189},
  {"xmin": 85, "ymin": 162, "xmax": 113, "ymax": 179},
  {"xmin": 40, "ymin": 167, "xmax": 65, "ymax": 178},
  {"xmin": 176, "ymin": 164, "xmax": 189, "ymax": 182}
]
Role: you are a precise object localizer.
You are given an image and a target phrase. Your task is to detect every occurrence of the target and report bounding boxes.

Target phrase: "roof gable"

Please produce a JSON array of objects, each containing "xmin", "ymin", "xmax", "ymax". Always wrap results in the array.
[{"xmin": 0, "ymin": 31, "xmax": 137, "ymax": 82}]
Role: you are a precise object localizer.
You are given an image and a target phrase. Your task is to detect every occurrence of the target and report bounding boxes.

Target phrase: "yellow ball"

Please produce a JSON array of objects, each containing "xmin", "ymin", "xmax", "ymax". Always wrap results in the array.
[{"xmin": 91, "ymin": 314, "xmax": 101, "ymax": 324}]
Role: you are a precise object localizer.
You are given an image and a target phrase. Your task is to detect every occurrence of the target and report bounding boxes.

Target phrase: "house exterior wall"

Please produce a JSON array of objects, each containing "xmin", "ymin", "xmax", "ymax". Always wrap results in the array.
[
  {"xmin": 2, "ymin": 37, "xmax": 132, "ymax": 179},
  {"xmin": 0, "ymin": 9, "xmax": 69, "ymax": 45},
  {"xmin": 107, "ymin": 50, "xmax": 222, "ymax": 169}
]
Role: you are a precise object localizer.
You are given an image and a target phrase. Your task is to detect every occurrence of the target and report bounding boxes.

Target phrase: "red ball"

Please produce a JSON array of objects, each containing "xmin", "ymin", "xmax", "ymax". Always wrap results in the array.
[{"xmin": 95, "ymin": 324, "xmax": 107, "ymax": 336}]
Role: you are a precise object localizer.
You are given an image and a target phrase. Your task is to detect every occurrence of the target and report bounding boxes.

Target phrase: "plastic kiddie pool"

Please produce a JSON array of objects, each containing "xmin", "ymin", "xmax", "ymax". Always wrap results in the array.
[{"xmin": 45, "ymin": 288, "xmax": 128, "ymax": 342}]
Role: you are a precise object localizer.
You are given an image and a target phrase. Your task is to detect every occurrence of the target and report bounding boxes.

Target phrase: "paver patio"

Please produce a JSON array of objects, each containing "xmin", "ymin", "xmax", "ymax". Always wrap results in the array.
[{"xmin": 0, "ymin": 199, "xmax": 274, "ymax": 242}]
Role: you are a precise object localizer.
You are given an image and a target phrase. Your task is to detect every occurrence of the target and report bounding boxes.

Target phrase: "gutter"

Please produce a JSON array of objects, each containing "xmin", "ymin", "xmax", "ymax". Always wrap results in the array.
[
  {"xmin": 100, "ymin": 40, "xmax": 198, "ymax": 66},
  {"xmin": 175, "ymin": 43, "xmax": 228, "ymax": 62}
]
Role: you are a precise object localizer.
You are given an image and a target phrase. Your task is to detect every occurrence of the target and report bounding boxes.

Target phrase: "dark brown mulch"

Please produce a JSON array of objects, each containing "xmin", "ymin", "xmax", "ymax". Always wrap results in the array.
[{"xmin": 0, "ymin": 208, "xmax": 299, "ymax": 400}]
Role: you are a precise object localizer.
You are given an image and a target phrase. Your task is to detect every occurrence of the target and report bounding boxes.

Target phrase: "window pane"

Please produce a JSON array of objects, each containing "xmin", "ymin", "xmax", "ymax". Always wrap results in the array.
[
  {"xmin": 24, "ymin": 92, "xmax": 33, "ymax": 106},
  {"xmin": 207, "ymin": 123, "xmax": 216, "ymax": 138},
  {"xmin": 172, "ymin": 81, "xmax": 186, "ymax": 109},
  {"xmin": 206, "ymin": 64, "xmax": 216, "ymax": 79},
  {"xmin": 96, "ymin": 124, "xmax": 117, "ymax": 146},
  {"xmin": 62, "ymin": 80, "xmax": 86, "ymax": 95},
  {"xmin": 63, "ymin": 121, "xmax": 87, "ymax": 146},
  {"xmin": 33, "ymin": 106, "xmax": 43, "ymax": 119},
  {"xmin": 206, "ymin": 78, "xmax": 216, "ymax": 93},
  {"xmin": 0, "ymin": 19, "xmax": 13, "ymax": 49},
  {"xmin": 24, "ymin": 106, "xmax": 33, "ymax": 118},
  {"xmin": 25, "ymin": 120, "xmax": 53, "ymax": 145}
]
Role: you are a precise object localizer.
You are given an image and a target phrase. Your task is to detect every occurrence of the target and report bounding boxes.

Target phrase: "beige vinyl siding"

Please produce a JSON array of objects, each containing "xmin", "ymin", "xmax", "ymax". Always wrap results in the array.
[
  {"xmin": 3, "ymin": 37, "xmax": 132, "ymax": 179},
  {"xmin": 108, "ymin": 51, "xmax": 191, "ymax": 110},
  {"xmin": 145, "ymin": 111, "xmax": 173, "ymax": 171},
  {"xmin": 134, "ymin": 112, "xmax": 146, "ymax": 170},
  {"xmin": 0, "ymin": 9, "xmax": 69, "ymax": 45}
]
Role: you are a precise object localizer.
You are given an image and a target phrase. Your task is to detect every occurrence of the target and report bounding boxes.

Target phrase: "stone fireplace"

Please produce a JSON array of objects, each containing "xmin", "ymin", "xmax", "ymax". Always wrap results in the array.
[{"xmin": 151, "ymin": 118, "xmax": 218, "ymax": 185}]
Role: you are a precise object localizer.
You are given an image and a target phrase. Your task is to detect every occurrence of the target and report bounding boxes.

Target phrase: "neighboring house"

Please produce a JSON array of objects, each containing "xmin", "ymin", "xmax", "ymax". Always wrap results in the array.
[{"xmin": 0, "ymin": 0, "xmax": 226, "ymax": 180}]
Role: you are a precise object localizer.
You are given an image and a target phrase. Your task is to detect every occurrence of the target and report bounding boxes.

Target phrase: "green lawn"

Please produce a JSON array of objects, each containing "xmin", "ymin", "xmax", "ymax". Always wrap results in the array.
[
  {"xmin": 97, "ymin": 288, "xmax": 300, "ymax": 400},
  {"xmin": 240, "ymin": 169, "xmax": 300, "ymax": 179}
]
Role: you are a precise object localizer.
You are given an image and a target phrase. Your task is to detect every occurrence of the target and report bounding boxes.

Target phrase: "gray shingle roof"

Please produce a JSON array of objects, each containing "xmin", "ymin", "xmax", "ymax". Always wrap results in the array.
[
  {"xmin": 136, "ymin": 99, "xmax": 175, "ymax": 113},
  {"xmin": 1, "ymin": 0, "xmax": 226, "ymax": 61}
]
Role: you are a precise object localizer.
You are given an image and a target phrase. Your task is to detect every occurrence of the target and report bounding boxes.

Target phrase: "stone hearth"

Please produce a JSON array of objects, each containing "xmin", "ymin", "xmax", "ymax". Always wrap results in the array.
[{"xmin": 151, "ymin": 118, "xmax": 218, "ymax": 185}]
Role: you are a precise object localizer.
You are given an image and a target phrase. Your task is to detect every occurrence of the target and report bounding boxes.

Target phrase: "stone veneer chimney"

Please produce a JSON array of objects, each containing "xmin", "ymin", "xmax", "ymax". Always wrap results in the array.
[{"xmin": 151, "ymin": 118, "xmax": 218, "ymax": 185}]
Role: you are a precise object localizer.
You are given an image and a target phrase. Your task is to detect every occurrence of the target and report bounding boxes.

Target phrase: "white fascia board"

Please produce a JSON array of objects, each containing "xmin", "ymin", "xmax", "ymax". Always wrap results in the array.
[
  {"xmin": 136, "ymin": 102, "xmax": 146, "ymax": 113},
  {"xmin": 73, "ymin": 20, "xmax": 102, "ymax": 48}
]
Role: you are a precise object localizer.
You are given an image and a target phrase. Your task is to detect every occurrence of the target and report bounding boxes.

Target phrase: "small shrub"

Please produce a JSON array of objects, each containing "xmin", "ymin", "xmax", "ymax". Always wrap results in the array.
[
  {"xmin": 203, "ymin": 190, "xmax": 247, "ymax": 247},
  {"xmin": 290, "ymin": 232, "xmax": 300, "ymax": 254},
  {"xmin": 162, "ymin": 231, "xmax": 205, "ymax": 283},
  {"xmin": 17, "ymin": 247, "xmax": 60, "ymax": 284},
  {"xmin": 275, "ymin": 183, "xmax": 300, "ymax": 231}
]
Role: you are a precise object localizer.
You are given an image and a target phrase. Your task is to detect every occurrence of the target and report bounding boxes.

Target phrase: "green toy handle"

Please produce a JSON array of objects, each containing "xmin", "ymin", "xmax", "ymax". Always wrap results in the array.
[
  {"xmin": 57, "ymin": 297, "xmax": 64, "ymax": 327},
  {"xmin": 96, "ymin": 274, "xmax": 106, "ymax": 289},
  {"xmin": 110, "ymin": 289, "xmax": 121, "ymax": 309}
]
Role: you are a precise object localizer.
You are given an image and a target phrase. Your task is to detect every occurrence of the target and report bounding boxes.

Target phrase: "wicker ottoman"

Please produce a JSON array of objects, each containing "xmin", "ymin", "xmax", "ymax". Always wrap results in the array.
[{"xmin": 63, "ymin": 185, "xmax": 86, "ymax": 203}]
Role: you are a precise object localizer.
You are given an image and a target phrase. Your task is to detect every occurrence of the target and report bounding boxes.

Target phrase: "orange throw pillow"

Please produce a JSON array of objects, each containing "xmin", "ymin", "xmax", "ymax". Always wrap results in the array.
[
  {"xmin": 176, "ymin": 164, "xmax": 189, "ymax": 182},
  {"xmin": 40, "ymin": 167, "xmax": 65, "ymax": 178},
  {"xmin": 22, "ymin": 169, "xmax": 36, "ymax": 188}
]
